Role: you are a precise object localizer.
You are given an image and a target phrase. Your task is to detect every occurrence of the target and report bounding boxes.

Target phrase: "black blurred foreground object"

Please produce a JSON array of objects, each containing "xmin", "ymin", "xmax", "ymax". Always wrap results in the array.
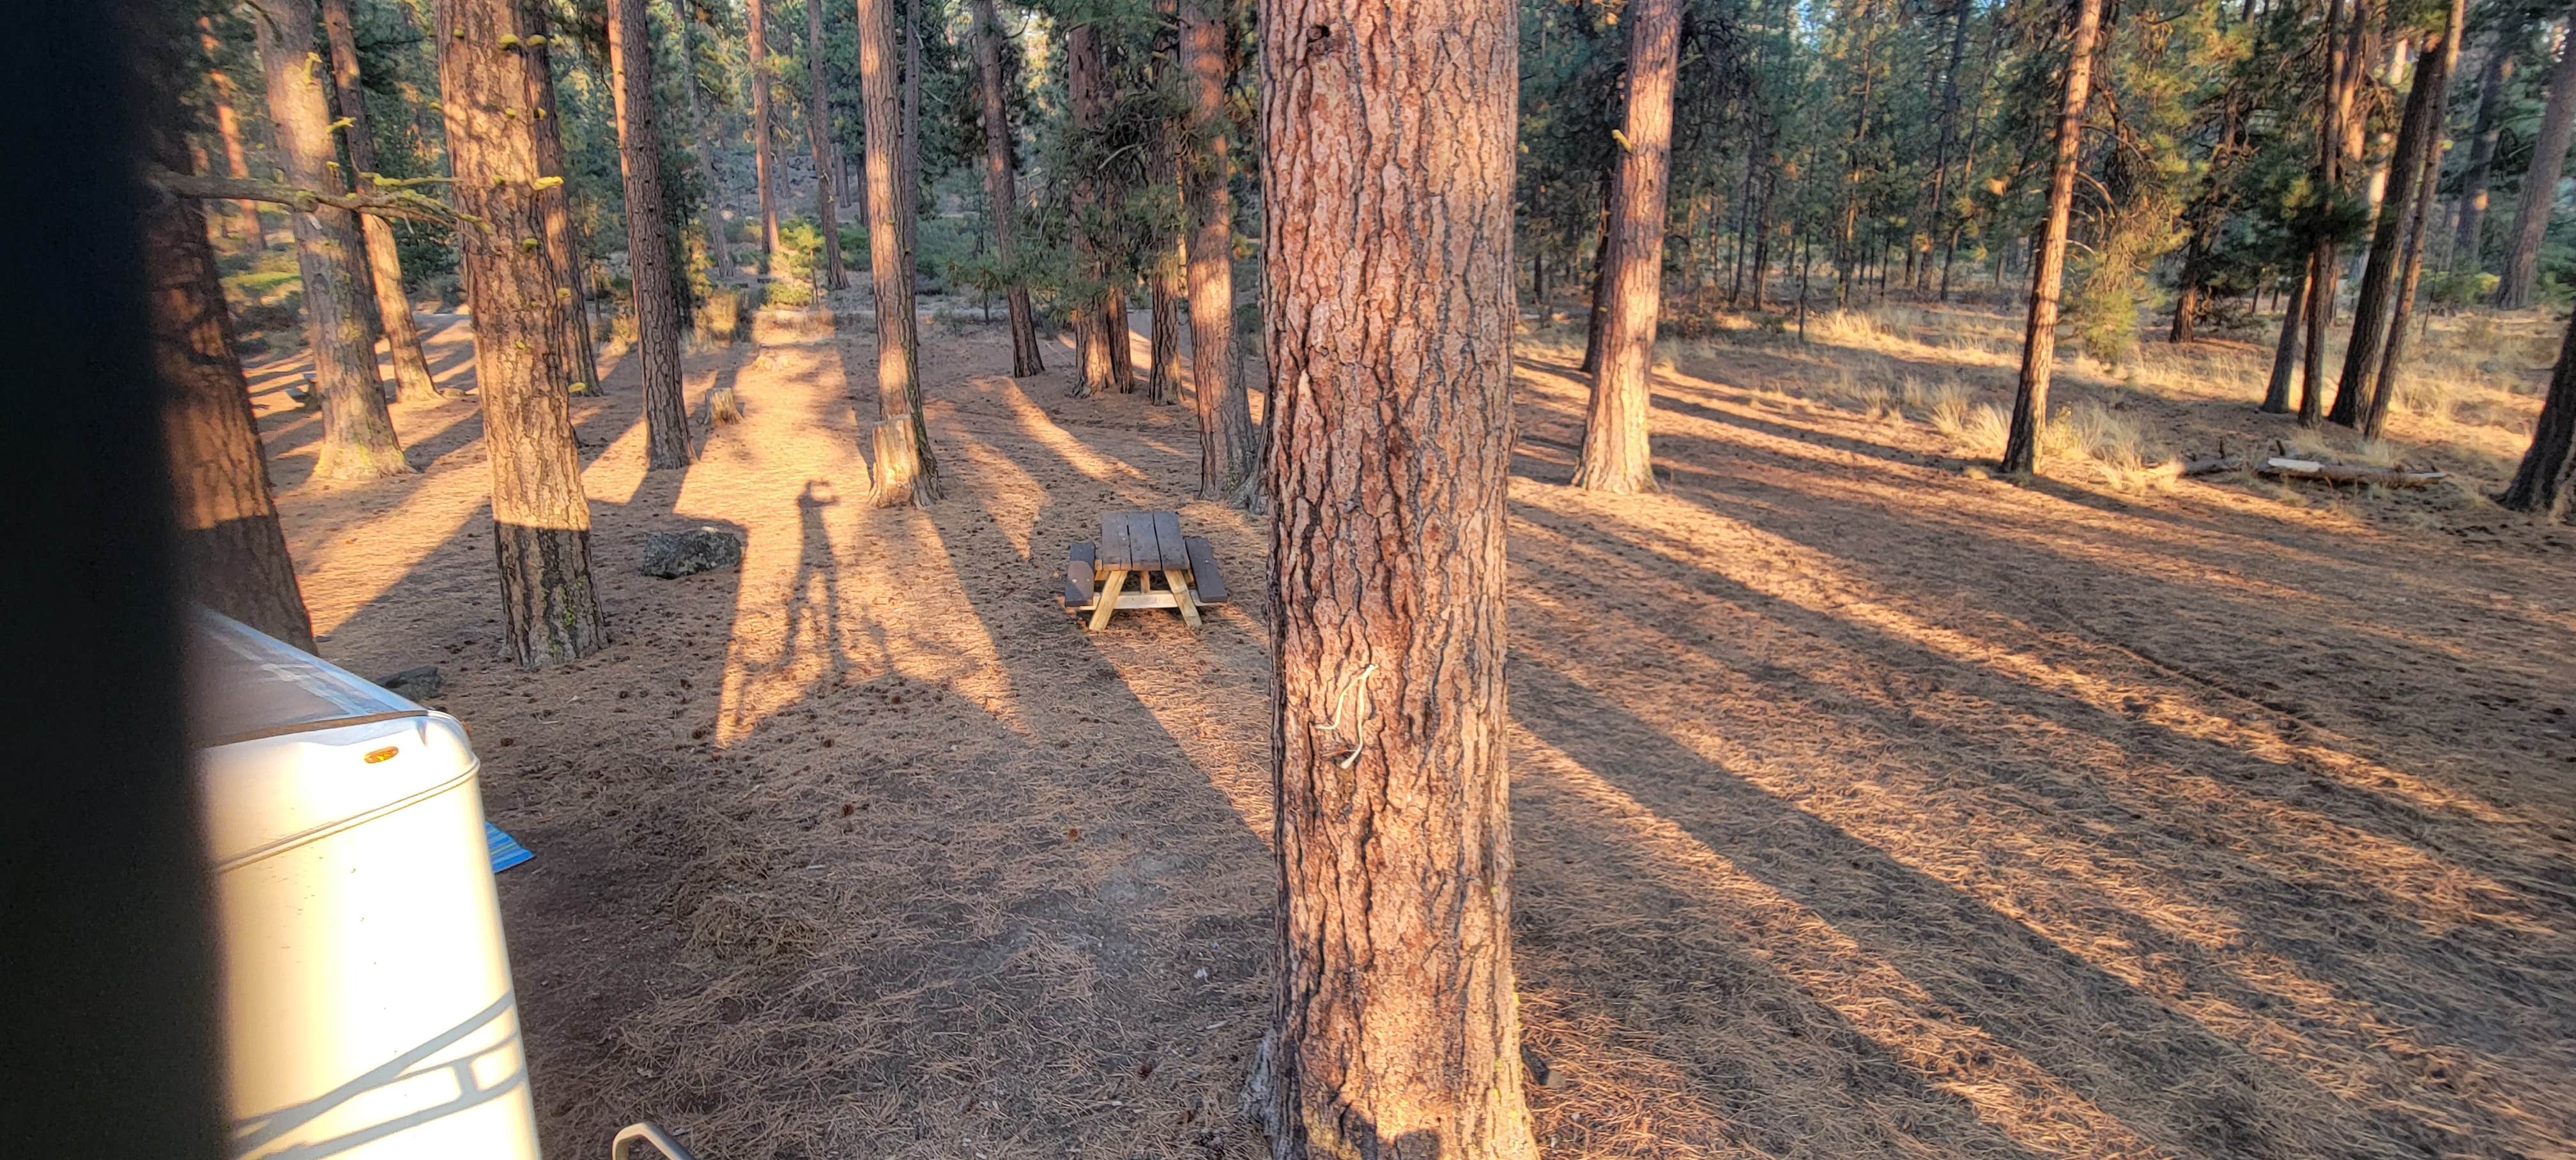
[{"xmin": 0, "ymin": 1, "xmax": 224, "ymax": 1156}]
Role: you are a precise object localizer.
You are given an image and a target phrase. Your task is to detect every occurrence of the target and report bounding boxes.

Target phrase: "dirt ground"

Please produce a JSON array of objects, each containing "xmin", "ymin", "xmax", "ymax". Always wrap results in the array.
[{"xmin": 248, "ymin": 300, "xmax": 2576, "ymax": 1159}]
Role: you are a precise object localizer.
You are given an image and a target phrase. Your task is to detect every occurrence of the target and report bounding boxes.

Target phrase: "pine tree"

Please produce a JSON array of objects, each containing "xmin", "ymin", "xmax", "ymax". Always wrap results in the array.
[
  {"xmin": 1574, "ymin": 0, "xmax": 1679, "ymax": 494},
  {"xmin": 608, "ymin": 0, "xmax": 695, "ymax": 470},
  {"xmin": 967, "ymin": 0, "xmax": 1045, "ymax": 375},
  {"xmin": 2499, "ymin": 4, "xmax": 2576, "ymax": 309},
  {"xmin": 1179, "ymin": 0, "xmax": 1257, "ymax": 504},
  {"xmin": 859, "ymin": 0, "xmax": 939, "ymax": 505},
  {"xmin": 319, "ymin": 0, "xmax": 442, "ymax": 404},
  {"xmin": 2000, "ymin": 0, "xmax": 2105, "ymax": 477}
]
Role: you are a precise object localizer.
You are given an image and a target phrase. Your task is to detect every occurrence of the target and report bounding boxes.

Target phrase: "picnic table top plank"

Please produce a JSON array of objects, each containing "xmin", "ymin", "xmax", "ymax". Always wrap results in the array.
[
  {"xmin": 1151, "ymin": 512, "xmax": 1187, "ymax": 575},
  {"xmin": 1100, "ymin": 514, "xmax": 1137, "ymax": 571}
]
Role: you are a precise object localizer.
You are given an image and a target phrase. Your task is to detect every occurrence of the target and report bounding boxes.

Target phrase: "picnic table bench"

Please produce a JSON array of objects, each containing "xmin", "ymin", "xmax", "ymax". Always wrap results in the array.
[{"xmin": 1064, "ymin": 510, "xmax": 1229, "ymax": 630}]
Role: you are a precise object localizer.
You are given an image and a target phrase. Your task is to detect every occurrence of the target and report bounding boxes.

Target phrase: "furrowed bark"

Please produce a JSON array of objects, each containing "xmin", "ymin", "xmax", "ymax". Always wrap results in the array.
[
  {"xmin": 968, "ymin": 0, "xmax": 1045, "ymax": 376},
  {"xmin": 608, "ymin": 0, "xmax": 694, "ymax": 470},
  {"xmin": 436, "ymin": 0, "xmax": 610, "ymax": 667},
  {"xmin": 1574, "ymin": 0, "xmax": 1678, "ymax": 494},
  {"xmin": 249, "ymin": 0, "xmax": 410, "ymax": 480},
  {"xmin": 321, "ymin": 0, "xmax": 441, "ymax": 404},
  {"xmin": 1253, "ymin": 0, "xmax": 1538, "ymax": 1154},
  {"xmin": 859, "ymin": 0, "xmax": 938, "ymax": 505},
  {"xmin": 1181, "ymin": 0, "xmax": 1257, "ymax": 503}
]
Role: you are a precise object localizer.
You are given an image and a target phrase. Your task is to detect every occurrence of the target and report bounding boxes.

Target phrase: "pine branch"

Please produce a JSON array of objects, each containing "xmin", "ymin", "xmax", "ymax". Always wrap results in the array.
[{"xmin": 144, "ymin": 169, "xmax": 479, "ymax": 227}]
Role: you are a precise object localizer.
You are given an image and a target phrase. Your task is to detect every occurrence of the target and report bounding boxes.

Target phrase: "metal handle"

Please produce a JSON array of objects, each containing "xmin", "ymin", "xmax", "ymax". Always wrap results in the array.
[{"xmin": 611, "ymin": 1122, "xmax": 700, "ymax": 1160}]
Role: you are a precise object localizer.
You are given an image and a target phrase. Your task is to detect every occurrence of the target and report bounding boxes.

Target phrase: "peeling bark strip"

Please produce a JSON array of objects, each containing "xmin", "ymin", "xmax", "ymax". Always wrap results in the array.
[
  {"xmin": 607, "ymin": 0, "xmax": 693, "ymax": 469},
  {"xmin": 436, "ymin": 0, "xmax": 609, "ymax": 668},
  {"xmin": 249, "ymin": 0, "xmax": 410, "ymax": 480},
  {"xmin": 1255, "ymin": 0, "xmax": 1537, "ymax": 1155}
]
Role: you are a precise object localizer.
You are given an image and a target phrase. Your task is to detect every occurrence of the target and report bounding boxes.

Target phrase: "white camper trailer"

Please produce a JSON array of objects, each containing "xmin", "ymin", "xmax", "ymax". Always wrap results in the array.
[{"xmin": 188, "ymin": 611, "xmax": 542, "ymax": 1160}]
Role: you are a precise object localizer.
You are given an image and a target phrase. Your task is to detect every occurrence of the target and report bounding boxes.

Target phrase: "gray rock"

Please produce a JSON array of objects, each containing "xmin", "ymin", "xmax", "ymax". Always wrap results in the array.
[
  {"xmin": 641, "ymin": 526, "xmax": 745, "ymax": 578},
  {"xmin": 379, "ymin": 665, "xmax": 444, "ymax": 699}
]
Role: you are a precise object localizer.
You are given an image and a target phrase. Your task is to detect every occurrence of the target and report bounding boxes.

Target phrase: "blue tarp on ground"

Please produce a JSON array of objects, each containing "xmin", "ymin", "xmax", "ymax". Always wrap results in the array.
[{"xmin": 486, "ymin": 823, "xmax": 532, "ymax": 873}]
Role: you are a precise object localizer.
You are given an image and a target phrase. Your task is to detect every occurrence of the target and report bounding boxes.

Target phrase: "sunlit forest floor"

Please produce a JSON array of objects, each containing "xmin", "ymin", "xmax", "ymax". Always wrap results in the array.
[{"xmin": 246, "ymin": 296, "xmax": 2576, "ymax": 1158}]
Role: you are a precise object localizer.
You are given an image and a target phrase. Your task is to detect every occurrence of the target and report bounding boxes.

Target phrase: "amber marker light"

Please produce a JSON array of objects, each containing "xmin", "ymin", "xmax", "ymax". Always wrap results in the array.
[{"xmin": 364, "ymin": 746, "xmax": 400, "ymax": 764}]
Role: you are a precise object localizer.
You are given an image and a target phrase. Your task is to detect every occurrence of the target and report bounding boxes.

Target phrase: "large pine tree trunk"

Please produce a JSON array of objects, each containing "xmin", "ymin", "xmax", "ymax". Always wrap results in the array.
[
  {"xmin": 519, "ymin": 1, "xmax": 602, "ymax": 394},
  {"xmin": 146, "ymin": 90, "xmax": 314, "ymax": 649},
  {"xmin": 1579, "ymin": 167, "xmax": 1617, "ymax": 374},
  {"xmin": 1575, "ymin": 0, "xmax": 1679, "ymax": 494},
  {"xmin": 750, "ymin": 0, "xmax": 781, "ymax": 263},
  {"xmin": 1150, "ymin": 256, "xmax": 1184, "ymax": 404},
  {"xmin": 968, "ymin": 0, "xmax": 1045, "ymax": 376},
  {"xmin": 249, "ymin": 0, "xmax": 410, "ymax": 480},
  {"xmin": 677, "ymin": 8, "xmax": 733, "ymax": 280},
  {"xmin": 859, "ymin": 0, "xmax": 938, "ymax": 505},
  {"xmin": 1252, "ymin": 0, "xmax": 1538, "ymax": 1154},
  {"xmin": 1998, "ymin": 0, "xmax": 2101, "ymax": 476},
  {"xmin": 199, "ymin": 19, "xmax": 265, "ymax": 248},
  {"xmin": 1066, "ymin": 22, "xmax": 1123, "ymax": 397},
  {"xmin": 2501, "ymin": 8, "xmax": 2576, "ymax": 309},
  {"xmin": 608, "ymin": 0, "xmax": 694, "ymax": 471},
  {"xmin": 320, "ymin": 0, "xmax": 441, "ymax": 405},
  {"xmin": 436, "ymin": 0, "xmax": 610, "ymax": 667},
  {"xmin": 2453, "ymin": 20, "xmax": 2520, "ymax": 271},
  {"xmin": 2501, "ymin": 305, "xmax": 2576, "ymax": 515},
  {"xmin": 2334, "ymin": 13, "xmax": 2458, "ymax": 426},
  {"xmin": 1180, "ymin": 0, "xmax": 1257, "ymax": 503},
  {"xmin": 806, "ymin": 0, "xmax": 848, "ymax": 290}
]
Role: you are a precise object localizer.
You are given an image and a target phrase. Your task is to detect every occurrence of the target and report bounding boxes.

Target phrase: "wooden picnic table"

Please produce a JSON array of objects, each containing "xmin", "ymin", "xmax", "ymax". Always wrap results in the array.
[{"xmin": 1063, "ymin": 511, "xmax": 1229, "ymax": 630}]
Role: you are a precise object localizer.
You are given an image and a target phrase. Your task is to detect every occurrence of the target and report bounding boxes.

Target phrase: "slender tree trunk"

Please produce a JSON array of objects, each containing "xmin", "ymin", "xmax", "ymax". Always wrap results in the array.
[
  {"xmin": 806, "ymin": 0, "xmax": 848, "ymax": 289},
  {"xmin": 2368, "ymin": 111, "xmax": 2450, "ymax": 438},
  {"xmin": 1179, "ymin": 0, "xmax": 1255, "ymax": 502},
  {"xmin": 860, "ymin": 0, "xmax": 938, "ymax": 504},
  {"xmin": 1837, "ymin": 2, "xmax": 1879, "ymax": 309},
  {"xmin": 2453, "ymin": 19, "xmax": 2520, "ymax": 271},
  {"xmin": 750, "ymin": 0, "xmax": 781, "ymax": 263},
  {"xmin": 436, "ymin": 0, "xmax": 610, "ymax": 667},
  {"xmin": 2501, "ymin": 10, "xmax": 2576, "ymax": 309},
  {"xmin": 1252, "ymin": 0, "xmax": 1538, "ymax": 1152},
  {"xmin": 2500, "ymin": 304, "xmax": 2576, "ymax": 515},
  {"xmin": 1066, "ymin": 22, "xmax": 1123, "ymax": 397},
  {"xmin": 146, "ymin": 102, "xmax": 314, "ymax": 649},
  {"xmin": 1575, "ymin": 0, "xmax": 1678, "ymax": 494},
  {"xmin": 2263, "ymin": 261, "xmax": 2308, "ymax": 411},
  {"xmin": 1751, "ymin": 164, "xmax": 1775, "ymax": 310},
  {"xmin": 2336, "ymin": 13, "xmax": 2459, "ymax": 426},
  {"xmin": 1581, "ymin": 167, "xmax": 1618, "ymax": 374},
  {"xmin": 609, "ymin": 0, "xmax": 694, "ymax": 470},
  {"xmin": 249, "ymin": 0, "xmax": 409, "ymax": 480},
  {"xmin": 969, "ymin": 0, "xmax": 1045, "ymax": 375},
  {"xmin": 1997, "ymin": 0, "xmax": 2100, "ymax": 477},
  {"xmin": 2302, "ymin": 245, "xmax": 2333, "ymax": 422},
  {"xmin": 677, "ymin": 7, "xmax": 733, "ymax": 280},
  {"xmin": 1922, "ymin": 0, "xmax": 1973, "ymax": 298},
  {"xmin": 199, "ymin": 19, "xmax": 265, "ymax": 248},
  {"xmin": 320, "ymin": 0, "xmax": 441, "ymax": 405},
  {"xmin": 519, "ymin": 1, "xmax": 601, "ymax": 394},
  {"xmin": 903, "ymin": 0, "xmax": 923, "ymax": 205}
]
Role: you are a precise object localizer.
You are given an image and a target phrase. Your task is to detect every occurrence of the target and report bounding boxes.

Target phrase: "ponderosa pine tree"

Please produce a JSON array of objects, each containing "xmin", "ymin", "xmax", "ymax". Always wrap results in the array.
[
  {"xmin": 319, "ymin": 0, "xmax": 441, "ymax": 405},
  {"xmin": 145, "ymin": 50, "xmax": 312, "ymax": 649},
  {"xmin": 2499, "ymin": 304, "xmax": 2576, "ymax": 515},
  {"xmin": 1574, "ymin": 0, "xmax": 1678, "ymax": 494},
  {"xmin": 247, "ymin": 0, "xmax": 410, "ymax": 479},
  {"xmin": 2499, "ymin": 4, "xmax": 2576, "ymax": 309},
  {"xmin": 1180, "ymin": 0, "xmax": 1257, "ymax": 504},
  {"xmin": 1066, "ymin": 20, "xmax": 1126, "ymax": 397},
  {"xmin": 2453, "ymin": 18, "xmax": 2522, "ymax": 272},
  {"xmin": 806, "ymin": 0, "xmax": 848, "ymax": 290},
  {"xmin": 197, "ymin": 17, "xmax": 265, "ymax": 248},
  {"xmin": 435, "ymin": 0, "xmax": 610, "ymax": 667},
  {"xmin": 518, "ymin": 0, "xmax": 602, "ymax": 394},
  {"xmin": 1999, "ymin": 0, "xmax": 2103, "ymax": 477},
  {"xmin": 676, "ymin": 4, "xmax": 733, "ymax": 280},
  {"xmin": 608, "ymin": 0, "xmax": 694, "ymax": 469},
  {"xmin": 751, "ymin": 0, "xmax": 783, "ymax": 263},
  {"xmin": 2333, "ymin": 0, "xmax": 2460, "ymax": 427},
  {"xmin": 1250, "ymin": 0, "xmax": 1538, "ymax": 1153},
  {"xmin": 859, "ymin": 0, "xmax": 938, "ymax": 505},
  {"xmin": 967, "ymin": 0, "xmax": 1045, "ymax": 376},
  {"xmin": 2366, "ymin": 71, "xmax": 2450, "ymax": 441}
]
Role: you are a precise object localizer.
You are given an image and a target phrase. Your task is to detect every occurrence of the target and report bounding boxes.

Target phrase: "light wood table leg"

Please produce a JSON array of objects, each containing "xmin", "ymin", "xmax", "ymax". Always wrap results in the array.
[
  {"xmin": 1087, "ymin": 569, "xmax": 1128, "ymax": 631},
  {"xmin": 1165, "ymin": 569, "xmax": 1202, "ymax": 628}
]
